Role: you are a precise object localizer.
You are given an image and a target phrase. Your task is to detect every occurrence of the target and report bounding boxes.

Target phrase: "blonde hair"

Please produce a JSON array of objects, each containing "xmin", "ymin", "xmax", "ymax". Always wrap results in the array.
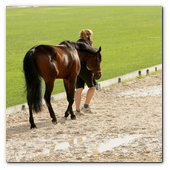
[{"xmin": 79, "ymin": 29, "xmax": 93, "ymax": 41}]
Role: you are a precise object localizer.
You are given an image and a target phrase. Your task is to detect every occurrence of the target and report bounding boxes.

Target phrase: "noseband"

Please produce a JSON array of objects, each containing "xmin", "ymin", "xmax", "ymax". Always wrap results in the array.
[
  {"xmin": 96, "ymin": 56, "xmax": 102, "ymax": 74},
  {"xmin": 86, "ymin": 55, "xmax": 102, "ymax": 74}
]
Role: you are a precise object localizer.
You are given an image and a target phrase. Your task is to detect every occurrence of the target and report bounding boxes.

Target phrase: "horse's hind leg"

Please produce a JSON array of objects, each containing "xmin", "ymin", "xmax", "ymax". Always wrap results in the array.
[
  {"xmin": 27, "ymin": 96, "xmax": 36, "ymax": 129},
  {"xmin": 29, "ymin": 107, "xmax": 36, "ymax": 129},
  {"xmin": 44, "ymin": 80, "xmax": 57, "ymax": 124}
]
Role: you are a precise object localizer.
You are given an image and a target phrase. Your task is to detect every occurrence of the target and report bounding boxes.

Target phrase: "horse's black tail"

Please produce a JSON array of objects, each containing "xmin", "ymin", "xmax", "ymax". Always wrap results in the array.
[{"xmin": 23, "ymin": 47, "xmax": 42, "ymax": 113}]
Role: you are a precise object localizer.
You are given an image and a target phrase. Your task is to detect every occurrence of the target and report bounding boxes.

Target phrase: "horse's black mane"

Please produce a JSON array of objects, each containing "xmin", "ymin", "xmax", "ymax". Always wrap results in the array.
[{"xmin": 59, "ymin": 40, "xmax": 98, "ymax": 54}]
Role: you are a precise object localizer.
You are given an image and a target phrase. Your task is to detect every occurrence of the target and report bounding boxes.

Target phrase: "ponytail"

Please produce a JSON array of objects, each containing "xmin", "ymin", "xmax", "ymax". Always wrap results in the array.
[{"xmin": 79, "ymin": 29, "xmax": 93, "ymax": 41}]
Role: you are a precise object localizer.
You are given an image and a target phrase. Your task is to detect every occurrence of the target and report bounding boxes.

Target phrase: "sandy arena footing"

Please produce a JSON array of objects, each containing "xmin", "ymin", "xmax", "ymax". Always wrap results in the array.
[{"xmin": 6, "ymin": 72, "xmax": 162, "ymax": 162}]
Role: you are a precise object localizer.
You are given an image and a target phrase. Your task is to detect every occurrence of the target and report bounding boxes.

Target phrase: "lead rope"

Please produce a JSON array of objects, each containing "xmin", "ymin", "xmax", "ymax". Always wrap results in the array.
[{"xmin": 91, "ymin": 73, "xmax": 94, "ymax": 86}]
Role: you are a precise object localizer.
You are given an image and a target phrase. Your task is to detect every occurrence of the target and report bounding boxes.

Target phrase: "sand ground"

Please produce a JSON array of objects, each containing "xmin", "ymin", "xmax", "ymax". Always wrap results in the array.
[{"xmin": 6, "ymin": 72, "xmax": 162, "ymax": 162}]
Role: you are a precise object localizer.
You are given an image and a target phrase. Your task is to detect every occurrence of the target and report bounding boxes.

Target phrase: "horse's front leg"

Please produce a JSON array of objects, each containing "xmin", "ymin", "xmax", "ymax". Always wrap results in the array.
[{"xmin": 63, "ymin": 79, "xmax": 76, "ymax": 120}]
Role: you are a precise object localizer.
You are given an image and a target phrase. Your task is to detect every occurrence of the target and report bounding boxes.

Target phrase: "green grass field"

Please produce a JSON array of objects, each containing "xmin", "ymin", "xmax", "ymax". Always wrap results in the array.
[{"xmin": 6, "ymin": 6, "xmax": 162, "ymax": 108}]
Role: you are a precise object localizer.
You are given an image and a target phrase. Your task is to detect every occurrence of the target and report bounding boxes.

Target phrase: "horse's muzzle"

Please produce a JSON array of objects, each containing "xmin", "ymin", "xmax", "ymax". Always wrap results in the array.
[{"xmin": 94, "ymin": 71, "xmax": 102, "ymax": 80}]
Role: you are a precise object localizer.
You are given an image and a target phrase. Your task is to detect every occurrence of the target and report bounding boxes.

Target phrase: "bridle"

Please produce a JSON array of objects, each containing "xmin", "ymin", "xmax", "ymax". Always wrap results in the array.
[
  {"xmin": 96, "ymin": 55, "xmax": 102, "ymax": 74},
  {"xmin": 86, "ymin": 55, "xmax": 102, "ymax": 75},
  {"xmin": 86, "ymin": 54, "xmax": 102, "ymax": 85}
]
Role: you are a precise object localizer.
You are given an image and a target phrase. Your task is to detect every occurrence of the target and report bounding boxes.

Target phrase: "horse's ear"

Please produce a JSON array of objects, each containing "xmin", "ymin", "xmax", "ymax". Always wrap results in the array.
[{"xmin": 98, "ymin": 46, "xmax": 101, "ymax": 53}]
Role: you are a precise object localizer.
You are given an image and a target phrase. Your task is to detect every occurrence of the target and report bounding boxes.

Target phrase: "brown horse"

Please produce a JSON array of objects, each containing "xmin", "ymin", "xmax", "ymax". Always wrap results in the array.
[{"xmin": 23, "ymin": 40, "xmax": 102, "ymax": 129}]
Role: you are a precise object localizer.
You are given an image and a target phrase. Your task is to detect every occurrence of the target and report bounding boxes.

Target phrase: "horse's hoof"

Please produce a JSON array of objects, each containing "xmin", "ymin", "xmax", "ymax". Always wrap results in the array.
[
  {"xmin": 30, "ymin": 124, "xmax": 37, "ymax": 129},
  {"xmin": 52, "ymin": 120, "xmax": 57, "ymax": 125},
  {"xmin": 71, "ymin": 115, "xmax": 76, "ymax": 120},
  {"xmin": 65, "ymin": 113, "xmax": 69, "ymax": 118}
]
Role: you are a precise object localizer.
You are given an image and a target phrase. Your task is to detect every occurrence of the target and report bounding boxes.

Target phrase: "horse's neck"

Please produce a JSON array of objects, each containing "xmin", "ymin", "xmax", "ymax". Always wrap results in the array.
[
  {"xmin": 79, "ymin": 55, "xmax": 85, "ymax": 62},
  {"xmin": 78, "ymin": 51, "xmax": 93, "ymax": 62}
]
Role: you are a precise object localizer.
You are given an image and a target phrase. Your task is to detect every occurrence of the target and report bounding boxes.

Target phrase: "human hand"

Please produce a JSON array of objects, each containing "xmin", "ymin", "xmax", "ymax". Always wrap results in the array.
[{"xmin": 87, "ymin": 36, "xmax": 93, "ymax": 46}]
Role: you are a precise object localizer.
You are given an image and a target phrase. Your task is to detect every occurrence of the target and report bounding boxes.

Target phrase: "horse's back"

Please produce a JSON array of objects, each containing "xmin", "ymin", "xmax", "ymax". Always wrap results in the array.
[
  {"xmin": 52, "ymin": 45, "xmax": 80, "ymax": 79},
  {"xmin": 33, "ymin": 44, "xmax": 80, "ymax": 80}
]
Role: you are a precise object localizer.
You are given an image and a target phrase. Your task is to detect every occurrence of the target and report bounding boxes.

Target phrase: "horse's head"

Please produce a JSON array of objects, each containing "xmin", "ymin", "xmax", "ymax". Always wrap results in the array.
[
  {"xmin": 86, "ymin": 47, "xmax": 102, "ymax": 80},
  {"xmin": 61, "ymin": 41, "xmax": 102, "ymax": 80}
]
